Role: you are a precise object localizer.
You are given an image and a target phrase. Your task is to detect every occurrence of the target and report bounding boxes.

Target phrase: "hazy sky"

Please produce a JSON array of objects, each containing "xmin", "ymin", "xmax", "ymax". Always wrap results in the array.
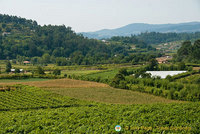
[{"xmin": 0, "ymin": 0, "xmax": 200, "ymax": 32}]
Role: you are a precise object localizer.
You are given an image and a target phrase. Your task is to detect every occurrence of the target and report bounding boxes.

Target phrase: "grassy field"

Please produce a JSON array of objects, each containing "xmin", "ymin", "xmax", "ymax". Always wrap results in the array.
[
  {"xmin": 61, "ymin": 69, "xmax": 101, "ymax": 76},
  {"xmin": 0, "ymin": 85, "xmax": 198, "ymax": 133},
  {"xmin": 0, "ymin": 78, "xmax": 109, "ymax": 88},
  {"xmin": 0, "ymin": 76, "xmax": 199, "ymax": 133},
  {"xmin": 193, "ymin": 67, "xmax": 200, "ymax": 70},
  {"xmin": 46, "ymin": 87, "xmax": 181, "ymax": 104},
  {"xmin": 85, "ymin": 69, "xmax": 120, "ymax": 79},
  {"xmin": 0, "ymin": 78, "xmax": 181, "ymax": 104}
]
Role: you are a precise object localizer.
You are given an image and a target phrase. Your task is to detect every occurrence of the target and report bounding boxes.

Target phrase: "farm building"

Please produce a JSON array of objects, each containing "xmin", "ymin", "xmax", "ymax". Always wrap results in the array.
[
  {"xmin": 23, "ymin": 61, "xmax": 30, "ymax": 64},
  {"xmin": 156, "ymin": 56, "xmax": 172, "ymax": 64}
]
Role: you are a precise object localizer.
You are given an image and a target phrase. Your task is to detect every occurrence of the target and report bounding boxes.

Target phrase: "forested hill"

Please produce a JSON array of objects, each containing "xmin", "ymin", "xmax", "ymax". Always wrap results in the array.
[
  {"xmin": 110, "ymin": 32, "xmax": 200, "ymax": 45},
  {"xmin": 0, "ymin": 14, "xmax": 130, "ymax": 65}
]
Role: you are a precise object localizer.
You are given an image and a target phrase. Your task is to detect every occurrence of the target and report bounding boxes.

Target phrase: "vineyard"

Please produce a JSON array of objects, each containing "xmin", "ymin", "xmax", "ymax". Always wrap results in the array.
[
  {"xmin": 0, "ymin": 67, "xmax": 199, "ymax": 133},
  {"xmin": 0, "ymin": 85, "xmax": 199, "ymax": 133},
  {"xmin": 0, "ymin": 85, "xmax": 87, "ymax": 111}
]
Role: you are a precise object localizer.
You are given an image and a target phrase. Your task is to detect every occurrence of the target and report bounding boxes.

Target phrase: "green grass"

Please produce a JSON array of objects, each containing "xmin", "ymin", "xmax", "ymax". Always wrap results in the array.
[
  {"xmin": 85, "ymin": 69, "xmax": 119, "ymax": 79},
  {"xmin": 61, "ymin": 69, "xmax": 101, "ymax": 76}
]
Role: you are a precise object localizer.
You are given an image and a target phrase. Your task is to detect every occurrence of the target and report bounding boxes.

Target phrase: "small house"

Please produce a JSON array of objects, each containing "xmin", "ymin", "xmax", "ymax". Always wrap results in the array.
[
  {"xmin": 23, "ymin": 61, "xmax": 30, "ymax": 64},
  {"xmin": 156, "ymin": 56, "xmax": 172, "ymax": 64}
]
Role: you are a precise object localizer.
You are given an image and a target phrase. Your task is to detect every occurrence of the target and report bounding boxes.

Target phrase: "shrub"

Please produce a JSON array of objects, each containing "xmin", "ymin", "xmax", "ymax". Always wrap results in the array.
[
  {"xmin": 118, "ymin": 80, "xmax": 128, "ymax": 89},
  {"xmin": 53, "ymin": 69, "xmax": 61, "ymax": 75},
  {"xmin": 119, "ymin": 68, "xmax": 128, "ymax": 76},
  {"xmin": 64, "ymin": 74, "xmax": 68, "ymax": 77},
  {"xmin": 167, "ymin": 89, "xmax": 175, "ymax": 99},
  {"xmin": 15, "ymin": 68, "xmax": 20, "ymax": 74},
  {"xmin": 166, "ymin": 75, "xmax": 173, "ymax": 82},
  {"xmin": 153, "ymin": 88, "xmax": 162, "ymax": 96},
  {"xmin": 36, "ymin": 66, "xmax": 45, "ymax": 75}
]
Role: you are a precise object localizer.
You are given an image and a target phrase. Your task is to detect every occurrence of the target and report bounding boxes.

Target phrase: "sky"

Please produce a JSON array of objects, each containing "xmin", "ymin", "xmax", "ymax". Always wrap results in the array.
[{"xmin": 0, "ymin": 0, "xmax": 200, "ymax": 32}]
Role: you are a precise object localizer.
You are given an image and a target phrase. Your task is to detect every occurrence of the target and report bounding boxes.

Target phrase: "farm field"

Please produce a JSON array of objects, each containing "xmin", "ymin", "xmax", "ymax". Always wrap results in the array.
[
  {"xmin": 46, "ymin": 87, "xmax": 181, "ymax": 104},
  {"xmin": 0, "ymin": 85, "xmax": 198, "ymax": 133},
  {"xmin": 176, "ymin": 74, "xmax": 200, "ymax": 83},
  {"xmin": 84, "ymin": 69, "xmax": 120, "ymax": 79},
  {"xmin": 0, "ymin": 64, "xmax": 199, "ymax": 133},
  {"xmin": 0, "ymin": 69, "xmax": 199, "ymax": 133},
  {"xmin": 0, "ymin": 85, "xmax": 85, "ymax": 111},
  {"xmin": 61, "ymin": 69, "xmax": 100, "ymax": 76},
  {"xmin": 0, "ymin": 78, "xmax": 109, "ymax": 88},
  {"xmin": 0, "ymin": 87, "xmax": 199, "ymax": 133},
  {"xmin": 0, "ymin": 78, "xmax": 179, "ymax": 104}
]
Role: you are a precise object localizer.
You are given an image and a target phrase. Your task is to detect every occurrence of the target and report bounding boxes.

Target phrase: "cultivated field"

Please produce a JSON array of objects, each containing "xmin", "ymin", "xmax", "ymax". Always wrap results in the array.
[
  {"xmin": 0, "ymin": 78, "xmax": 109, "ymax": 88},
  {"xmin": 84, "ymin": 69, "xmax": 120, "ymax": 79},
  {"xmin": 0, "ymin": 78, "xmax": 181, "ymax": 104},
  {"xmin": 46, "ymin": 87, "xmax": 181, "ymax": 104},
  {"xmin": 0, "ymin": 69, "xmax": 198, "ymax": 133}
]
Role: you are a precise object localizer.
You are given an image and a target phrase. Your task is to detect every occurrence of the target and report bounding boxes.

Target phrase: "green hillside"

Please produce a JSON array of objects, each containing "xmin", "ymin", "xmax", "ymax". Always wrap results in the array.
[{"xmin": 0, "ymin": 14, "xmax": 128, "ymax": 65}]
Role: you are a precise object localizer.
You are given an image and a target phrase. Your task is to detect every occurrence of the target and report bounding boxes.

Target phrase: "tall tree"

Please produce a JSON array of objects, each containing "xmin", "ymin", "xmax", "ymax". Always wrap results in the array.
[
  {"xmin": 147, "ymin": 58, "xmax": 158, "ymax": 71},
  {"xmin": 5, "ymin": 61, "xmax": 12, "ymax": 73}
]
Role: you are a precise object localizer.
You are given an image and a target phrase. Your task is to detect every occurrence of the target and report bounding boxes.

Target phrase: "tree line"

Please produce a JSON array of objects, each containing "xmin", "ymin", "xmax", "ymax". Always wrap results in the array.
[
  {"xmin": 136, "ymin": 32, "xmax": 200, "ymax": 45},
  {"xmin": 175, "ymin": 39, "xmax": 200, "ymax": 63},
  {"xmin": 108, "ymin": 32, "xmax": 200, "ymax": 45}
]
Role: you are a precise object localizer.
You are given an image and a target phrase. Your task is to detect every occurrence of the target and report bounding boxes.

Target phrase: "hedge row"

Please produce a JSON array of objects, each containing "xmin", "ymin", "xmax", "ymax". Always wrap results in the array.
[
  {"xmin": 68, "ymin": 74, "xmax": 110, "ymax": 84},
  {"xmin": 171, "ymin": 70, "xmax": 200, "ymax": 80},
  {"xmin": 127, "ymin": 84, "xmax": 200, "ymax": 101},
  {"xmin": 110, "ymin": 73, "xmax": 200, "ymax": 101}
]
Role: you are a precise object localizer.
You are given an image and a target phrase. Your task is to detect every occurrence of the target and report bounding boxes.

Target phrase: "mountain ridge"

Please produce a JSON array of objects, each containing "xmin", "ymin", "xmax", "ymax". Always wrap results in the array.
[{"xmin": 81, "ymin": 22, "xmax": 200, "ymax": 39}]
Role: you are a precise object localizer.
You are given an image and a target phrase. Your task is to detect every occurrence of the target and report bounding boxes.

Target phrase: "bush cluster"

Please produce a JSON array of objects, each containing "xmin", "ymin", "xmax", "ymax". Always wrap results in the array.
[{"xmin": 109, "ymin": 69, "xmax": 200, "ymax": 101}]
